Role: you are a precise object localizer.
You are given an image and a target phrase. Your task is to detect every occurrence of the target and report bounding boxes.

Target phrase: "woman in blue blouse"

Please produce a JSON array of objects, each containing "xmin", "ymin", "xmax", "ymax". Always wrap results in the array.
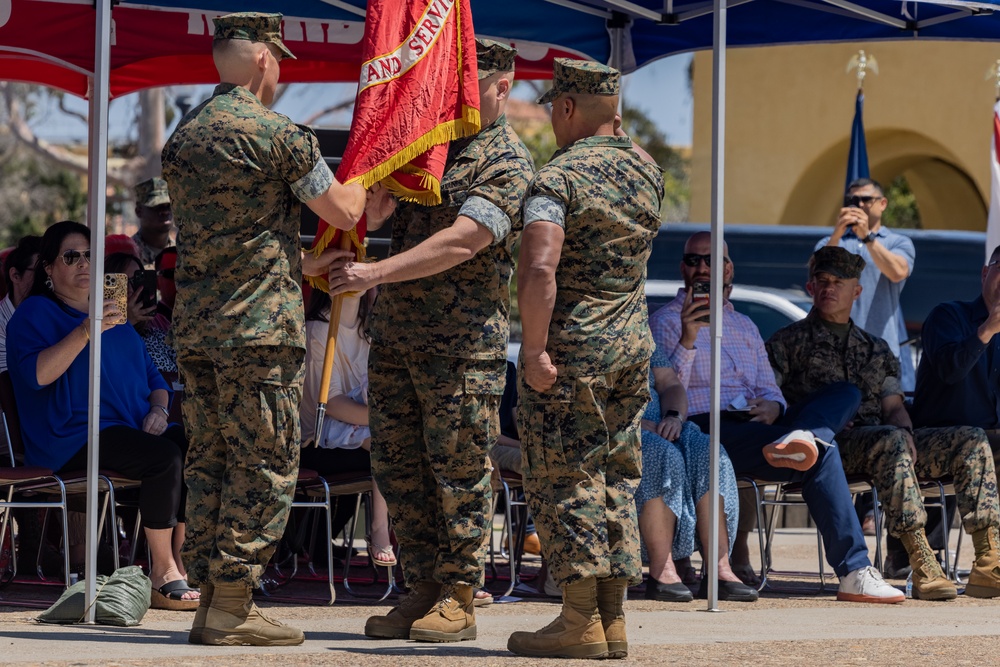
[
  {"xmin": 6, "ymin": 221, "xmax": 197, "ymax": 610},
  {"xmin": 636, "ymin": 345, "xmax": 757, "ymax": 602}
]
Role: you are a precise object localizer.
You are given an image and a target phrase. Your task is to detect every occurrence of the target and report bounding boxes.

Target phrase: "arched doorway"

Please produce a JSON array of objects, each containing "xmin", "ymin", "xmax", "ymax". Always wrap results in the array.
[{"xmin": 780, "ymin": 129, "xmax": 986, "ymax": 231}]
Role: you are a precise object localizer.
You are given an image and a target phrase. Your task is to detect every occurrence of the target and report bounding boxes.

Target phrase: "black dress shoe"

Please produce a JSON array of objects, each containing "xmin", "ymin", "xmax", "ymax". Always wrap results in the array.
[
  {"xmin": 644, "ymin": 579, "xmax": 694, "ymax": 602},
  {"xmin": 882, "ymin": 550, "xmax": 913, "ymax": 579},
  {"xmin": 697, "ymin": 577, "xmax": 759, "ymax": 602}
]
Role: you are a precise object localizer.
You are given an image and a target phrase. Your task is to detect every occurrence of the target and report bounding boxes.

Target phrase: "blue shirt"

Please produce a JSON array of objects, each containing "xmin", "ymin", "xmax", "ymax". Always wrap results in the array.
[
  {"xmin": 913, "ymin": 295, "xmax": 1000, "ymax": 429},
  {"xmin": 816, "ymin": 226, "xmax": 915, "ymax": 390},
  {"xmin": 6, "ymin": 295, "xmax": 169, "ymax": 470}
]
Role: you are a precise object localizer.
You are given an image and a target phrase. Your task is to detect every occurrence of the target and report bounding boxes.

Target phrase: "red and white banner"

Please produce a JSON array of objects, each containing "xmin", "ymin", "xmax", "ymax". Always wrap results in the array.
[
  {"xmin": 986, "ymin": 101, "xmax": 1000, "ymax": 262},
  {"xmin": 308, "ymin": 0, "xmax": 480, "ymax": 290}
]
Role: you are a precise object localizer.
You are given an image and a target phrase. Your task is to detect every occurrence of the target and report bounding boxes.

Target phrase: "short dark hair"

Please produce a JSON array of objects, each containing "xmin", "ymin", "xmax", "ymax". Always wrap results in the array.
[
  {"xmin": 4, "ymin": 235, "xmax": 42, "ymax": 279},
  {"xmin": 846, "ymin": 178, "xmax": 884, "ymax": 197},
  {"xmin": 989, "ymin": 244, "xmax": 1000, "ymax": 264}
]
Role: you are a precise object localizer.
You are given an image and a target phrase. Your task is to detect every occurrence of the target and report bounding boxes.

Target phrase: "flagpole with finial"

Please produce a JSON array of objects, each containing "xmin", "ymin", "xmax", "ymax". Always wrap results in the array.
[
  {"xmin": 847, "ymin": 49, "xmax": 878, "ymax": 92},
  {"xmin": 844, "ymin": 50, "xmax": 877, "ymax": 191},
  {"xmin": 988, "ymin": 59, "xmax": 1000, "ymax": 102}
]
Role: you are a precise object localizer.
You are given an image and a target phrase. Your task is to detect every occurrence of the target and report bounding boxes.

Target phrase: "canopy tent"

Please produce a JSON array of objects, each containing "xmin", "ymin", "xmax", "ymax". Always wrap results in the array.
[
  {"xmin": 4, "ymin": 0, "xmax": 1000, "ymax": 618},
  {"xmin": 0, "ymin": 0, "xmax": 592, "ymax": 97}
]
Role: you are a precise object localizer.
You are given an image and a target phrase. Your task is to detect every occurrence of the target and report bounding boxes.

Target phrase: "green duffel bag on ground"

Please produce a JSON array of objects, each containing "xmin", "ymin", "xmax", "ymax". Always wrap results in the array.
[{"xmin": 37, "ymin": 565, "xmax": 152, "ymax": 626}]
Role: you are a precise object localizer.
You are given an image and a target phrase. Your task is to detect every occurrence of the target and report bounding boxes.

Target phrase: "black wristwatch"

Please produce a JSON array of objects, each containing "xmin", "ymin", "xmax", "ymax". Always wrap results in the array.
[
  {"xmin": 860, "ymin": 232, "xmax": 876, "ymax": 244},
  {"xmin": 664, "ymin": 410, "xmax": 681, "ymax": 420}
]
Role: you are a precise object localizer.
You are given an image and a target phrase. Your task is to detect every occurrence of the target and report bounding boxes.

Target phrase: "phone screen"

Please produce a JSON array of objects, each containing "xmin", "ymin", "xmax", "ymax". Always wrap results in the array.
[{"xmin": 132, "ymin": 269, "xmax": 158, "ymax": 309}]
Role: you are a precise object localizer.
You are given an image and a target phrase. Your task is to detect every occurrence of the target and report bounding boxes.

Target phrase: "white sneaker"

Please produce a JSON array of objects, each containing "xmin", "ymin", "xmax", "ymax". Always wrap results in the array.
[
  {"xmin": 837, "ymin": 566, "xmax": 905, "ymax": 604},
  {"xmin": 763, "ymin": 429, "xmax": 819, "ymax": 471}
]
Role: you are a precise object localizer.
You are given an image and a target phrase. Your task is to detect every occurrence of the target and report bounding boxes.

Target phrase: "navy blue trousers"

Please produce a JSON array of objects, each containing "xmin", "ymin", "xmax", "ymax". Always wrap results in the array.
[{"xmin": 690, "ymin": 382, "xmax": 870, "ymax": 577}]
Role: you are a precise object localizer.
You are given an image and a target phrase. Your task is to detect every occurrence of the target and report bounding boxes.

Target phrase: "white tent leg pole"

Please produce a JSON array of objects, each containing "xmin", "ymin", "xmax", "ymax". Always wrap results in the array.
[
  {"xmin": 706, "ymin": 0, "xmax": 727, "ymax": 614},
  {"xmin": 84, "ymin": 0, "xmax": 112, "ymax": 624}
]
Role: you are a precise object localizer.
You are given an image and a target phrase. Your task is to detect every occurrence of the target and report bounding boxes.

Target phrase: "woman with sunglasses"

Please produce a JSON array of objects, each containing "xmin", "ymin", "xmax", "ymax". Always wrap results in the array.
[{"xmin": 6, "ymin": 220, "xmax": 199, "ymax": 610}]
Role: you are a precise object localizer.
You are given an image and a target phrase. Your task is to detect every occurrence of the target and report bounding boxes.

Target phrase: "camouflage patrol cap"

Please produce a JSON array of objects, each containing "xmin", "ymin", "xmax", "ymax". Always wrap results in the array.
[
  {"xmin": 135, "ymin": 177, "xmax": 170, "ymax": 208},
  {"xmin": 213, "ymin": 12, "xmax": 296, "ymax": 60},
  {"xmin": 537, "ymin": 58, "xmax": 620, "ymax": 104},
  {"xmin": 476, "ymin": 38, "xmax": 517, "ymax": 80},
  {"xmin": 809, "ymin": 246, "xmax": 866, "ymax": 280}
]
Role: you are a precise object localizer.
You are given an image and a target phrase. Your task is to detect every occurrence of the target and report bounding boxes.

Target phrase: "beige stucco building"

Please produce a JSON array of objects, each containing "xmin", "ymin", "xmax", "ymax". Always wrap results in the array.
[{"xmin": 689, "ymin": 41, "xmax": 999, "ymax": 231}]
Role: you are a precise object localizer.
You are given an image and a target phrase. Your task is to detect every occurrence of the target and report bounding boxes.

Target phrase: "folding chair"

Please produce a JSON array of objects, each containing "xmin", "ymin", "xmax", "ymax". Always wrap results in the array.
[
  {"xmin": 919, "ymin": 476, "xmax": 965, "ymax": 584},
  {"xmin": 488, "ymin": 468, "xmax": 529, "ymax": 599},
  {"xmin": 742, "ymin": 473, "xmax": 882, "ymax": 592},
  {"xmin": 0, "ymin": 371, "xmax": 136, "ymax": 584},
  {"xmin": 272, "ymin": 468, "xmax": 392, "ymax": 604}
]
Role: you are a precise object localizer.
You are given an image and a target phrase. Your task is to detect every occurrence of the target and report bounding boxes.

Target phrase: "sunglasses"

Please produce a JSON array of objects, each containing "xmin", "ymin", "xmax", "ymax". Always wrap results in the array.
[
  {"xmin": 61, "ymin": 250, "xmax": 92, "ymax": 266},
  {"xmin": 682, "ymin": 253, "xmax": 730, "ymax": 268},
  {"xmin": 157, "ymin": 268, "xmax": 174, "ymax": 280},
  {"xmin": 843, "ymin": 194, "xmax": 879, "ymax": 207}
]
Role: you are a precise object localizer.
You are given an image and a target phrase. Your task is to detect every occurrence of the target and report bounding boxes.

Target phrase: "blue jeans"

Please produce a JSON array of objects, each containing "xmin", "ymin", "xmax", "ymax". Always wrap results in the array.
[{"xmin": 690, "ymin": 382, "xmax": 870, "ymax": 577}]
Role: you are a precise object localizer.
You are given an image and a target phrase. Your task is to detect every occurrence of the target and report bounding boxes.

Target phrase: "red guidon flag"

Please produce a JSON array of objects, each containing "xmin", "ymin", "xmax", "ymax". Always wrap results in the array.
[{"xmin": 309, "ymin": 0, "xmax": 481, "ymax": 286}]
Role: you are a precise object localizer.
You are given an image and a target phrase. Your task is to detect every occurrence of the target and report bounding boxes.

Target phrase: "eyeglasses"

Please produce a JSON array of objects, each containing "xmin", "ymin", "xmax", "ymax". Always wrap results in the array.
[
  {"xmin": 157, "ymin": 268, "xmax": 174, "ymax": 280},
  {"xmin": 682, "ymin": 253, "xmax": 731, "ymax": 268},
  {"xmin": 60, "ymin": 250, "xmax": 91, "ymax": 266},
  {"xmin": 843, "ymin": 194, "xmax": 880, "ymax": 208}
]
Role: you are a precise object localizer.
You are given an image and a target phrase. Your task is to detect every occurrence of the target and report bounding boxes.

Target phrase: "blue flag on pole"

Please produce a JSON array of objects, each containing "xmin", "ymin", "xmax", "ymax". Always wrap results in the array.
[{"xmin": 846, "ymin": 90, "xmax": 870, "ymax": 191}]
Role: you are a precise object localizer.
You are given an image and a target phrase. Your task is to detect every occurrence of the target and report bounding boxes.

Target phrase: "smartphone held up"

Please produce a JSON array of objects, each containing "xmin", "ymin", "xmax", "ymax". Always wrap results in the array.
[
  {"xmin": 103, "ymin": 273, "xmax": 129, "ymax": 325},
  {"xmin": 692, "ymin": 281, "xmax": 710, "ymax": 323}
]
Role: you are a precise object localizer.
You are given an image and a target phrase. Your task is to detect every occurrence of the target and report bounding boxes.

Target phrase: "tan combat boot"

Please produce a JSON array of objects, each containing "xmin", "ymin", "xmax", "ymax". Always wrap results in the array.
[
  {"xmin": 965, "ymin": 526, "xmax": 1000, "ymax": 598},
  {"xmin": 596, "ymin": 577, "xmax": 628, "ymax": 659},
  {"xmin": 187, "ymin": 582, "xmax": 214, "ymax": 644},
  {"xmin": 507, "ymin": 576, "xmax": 609, "ymax": 659},
  {"xmin": 408, "ymin": 583, "xmax": 477, "ymax": 642},
  {"xmin": 201, "ymin": 583, "xmax": 304, "ymax": 646},
  {"xmin": 900, "ymin": 530, "xmax": 957, "ymax": 601},
  {"xmin": 364, "ymin": 581, "xmax": 441, "ymax": 639}
]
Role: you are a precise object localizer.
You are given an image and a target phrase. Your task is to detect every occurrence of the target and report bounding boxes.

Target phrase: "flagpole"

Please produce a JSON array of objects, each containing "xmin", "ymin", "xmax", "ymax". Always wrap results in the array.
[{"xmin": 313, "ymin": 231, "xmax": 357, "ymax": 445}]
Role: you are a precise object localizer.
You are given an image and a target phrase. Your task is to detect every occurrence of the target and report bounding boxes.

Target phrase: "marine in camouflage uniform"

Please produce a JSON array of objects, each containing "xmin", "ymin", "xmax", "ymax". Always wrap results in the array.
[
  {"xmin": 508, "ymin": 58, "xmax": 663, "ymax": 660},
  {"xmin": 349, "ymin": 39, "xmax": 533, "ymax": 643},
  {"xmin": 132, "ymin": 177, "xmax": 175, "ymax": 269},
  {"xmin": 767, "ymin": 246, "xmax": 1000, "ymax": 600},
  {"xmin": 162, "ymin": 12, "xmax": 365, "ymax": 645}
]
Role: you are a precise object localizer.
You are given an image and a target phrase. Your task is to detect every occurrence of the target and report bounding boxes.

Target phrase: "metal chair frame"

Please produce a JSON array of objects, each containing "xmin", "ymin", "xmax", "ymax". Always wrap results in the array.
[
  {"xmin": 740, "ymin": 474, "xmax": 882, "ymax": 592},
  {"xmin": 264, "ymin": 469, "xmax": 393, "ymax": 604},
  {"xmin": 487, "ymin": 470, "xmax": 529, "ymax": 599}
]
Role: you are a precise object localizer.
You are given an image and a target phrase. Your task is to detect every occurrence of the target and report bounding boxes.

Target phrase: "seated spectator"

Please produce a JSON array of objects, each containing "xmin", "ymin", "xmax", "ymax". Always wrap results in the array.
[
  {"xmin": 300, "ymin": 287, "xmax": 394, "ymax": 568},
  {"xmin": 768, "ymin": 246, "xmax": 1000, "ymax": 600},
  {"xmin": 914, "ymin": 243, "xmax": 1000, "ymax": 457},
  {"xmin": 0, "ymin": 235, "xmax": 42, "ymax": 372},
  {"xmin": 0, "ymin": 247, "xmax": 12, "ymax": 300},
  {"xmin": 105, "ymin": 252, "xmax": 172, "ymax": 375},
  {"xmin": 651, "ymin": 231, "xmax": 902, "ymax": 603},
  {"xmin": 6, "ymin": 220, "xmax": 197, "ymax": 610},
  {"xmin": 913, "ymin": 244, "xmax": 1000, "ymax": 591},
  {"xmin": 104, "ymin": 252, "xmax": 157, "ymax": 332},
  {"xmin": 637, "ymin": 344, "xmax": 756, "ymax": 602},
  {"xmin": 104, "ymin": 234, "xmax": 141, "ymax": 259}
]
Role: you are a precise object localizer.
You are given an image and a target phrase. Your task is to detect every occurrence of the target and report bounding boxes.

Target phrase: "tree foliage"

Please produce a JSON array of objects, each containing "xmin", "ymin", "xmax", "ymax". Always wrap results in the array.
[
  {"xmin": 0, "ymin": 134, "xmax": 87, "ymax": 245},
  {"xmin": 883, "ymin": 175, "xmax": 921, "ymax": 229}
]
